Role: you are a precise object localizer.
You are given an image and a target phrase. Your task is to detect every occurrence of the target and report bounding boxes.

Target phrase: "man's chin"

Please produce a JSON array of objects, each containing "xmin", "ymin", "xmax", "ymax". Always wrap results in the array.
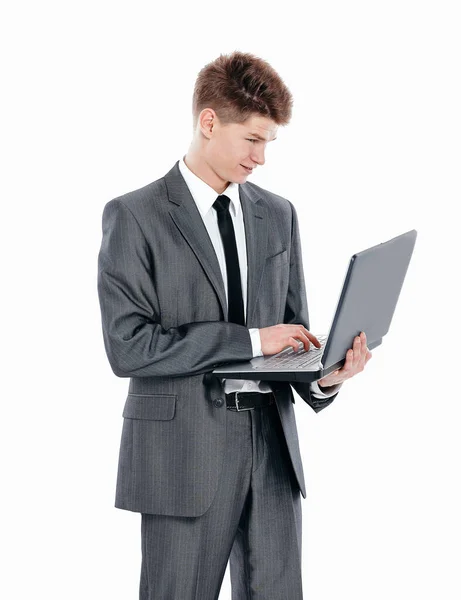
[{"xmin": 236, "ymin": 170, "xmax": 249, "ymax": 182}]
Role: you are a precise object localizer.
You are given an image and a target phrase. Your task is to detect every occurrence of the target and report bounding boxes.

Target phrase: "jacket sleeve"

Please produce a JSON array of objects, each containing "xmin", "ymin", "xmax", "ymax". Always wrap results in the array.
[
  {"xmin": 97, "ymin": 199, "xmax": 254, "ymax": 378},
  {"xmin": 284, "ymin": 200, "xmax": 341, "ymax": 413}
]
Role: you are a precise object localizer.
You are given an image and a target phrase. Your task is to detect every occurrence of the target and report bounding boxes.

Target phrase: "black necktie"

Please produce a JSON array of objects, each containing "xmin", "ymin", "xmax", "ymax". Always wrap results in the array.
[{"xmin": 212, "ymin": 194, "xmax": 245, "ymax": 325}]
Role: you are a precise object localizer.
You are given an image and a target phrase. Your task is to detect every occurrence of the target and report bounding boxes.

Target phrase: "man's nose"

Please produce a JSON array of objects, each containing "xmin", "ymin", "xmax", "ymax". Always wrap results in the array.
[{"xmin": 251, "ymin": 146, "xmax": 266, "ymax": 166}]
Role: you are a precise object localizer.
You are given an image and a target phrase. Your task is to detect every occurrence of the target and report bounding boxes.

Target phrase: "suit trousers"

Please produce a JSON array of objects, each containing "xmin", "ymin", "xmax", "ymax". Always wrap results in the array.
[{"xmin": 139, "ymin": 401, "xmax": 304, "ymax": 600}]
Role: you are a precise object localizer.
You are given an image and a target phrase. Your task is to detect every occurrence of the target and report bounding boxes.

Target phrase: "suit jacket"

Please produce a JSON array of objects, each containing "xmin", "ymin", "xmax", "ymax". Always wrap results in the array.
[{"xmin": 97, "ymin": 160, "xmax": 339, "ymax": 517}]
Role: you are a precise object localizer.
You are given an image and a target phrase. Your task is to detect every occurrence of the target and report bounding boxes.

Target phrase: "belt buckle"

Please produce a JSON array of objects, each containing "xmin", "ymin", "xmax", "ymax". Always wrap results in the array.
[{"xmin": 234, "ymin": 391, "xmax": 253, "ymax": 412}]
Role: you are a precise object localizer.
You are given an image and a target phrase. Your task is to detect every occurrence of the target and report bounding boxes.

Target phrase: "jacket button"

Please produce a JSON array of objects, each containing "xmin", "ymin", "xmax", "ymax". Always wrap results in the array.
[{"xmin": 213, "ymin": 397, "xmax": 224, "ymax": 408}]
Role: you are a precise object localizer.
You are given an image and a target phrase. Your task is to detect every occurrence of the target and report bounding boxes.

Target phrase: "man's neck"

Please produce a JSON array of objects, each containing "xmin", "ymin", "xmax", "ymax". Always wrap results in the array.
[{"xmin": 183, "ymin": 153, "xmax": 230, "ymax": 195}]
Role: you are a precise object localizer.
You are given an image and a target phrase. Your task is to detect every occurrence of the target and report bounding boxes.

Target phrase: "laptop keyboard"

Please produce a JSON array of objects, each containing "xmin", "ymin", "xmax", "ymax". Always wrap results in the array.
[{"xmin": 252, "ymin": 335, "xmax": 328, "ymax": 370}]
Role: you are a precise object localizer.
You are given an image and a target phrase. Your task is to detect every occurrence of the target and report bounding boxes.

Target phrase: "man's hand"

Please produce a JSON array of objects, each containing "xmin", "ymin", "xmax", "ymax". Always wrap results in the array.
[
  {"xmin": 317, "ymin": 331, "xmax": 372, "ymax": 388},
  {"xmin": 259, "ymin": 324, "xmax": 322, "ymax": 356}
]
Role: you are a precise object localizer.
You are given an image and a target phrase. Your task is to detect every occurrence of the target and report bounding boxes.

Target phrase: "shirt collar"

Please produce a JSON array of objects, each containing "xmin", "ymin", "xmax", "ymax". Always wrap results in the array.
[{"xmin": 178, "ymin": 155, "xmax": 241, "ymax": 218}]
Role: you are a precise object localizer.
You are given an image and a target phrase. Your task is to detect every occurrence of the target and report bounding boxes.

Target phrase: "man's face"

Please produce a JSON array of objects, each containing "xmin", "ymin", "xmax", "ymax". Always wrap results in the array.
[{"xmin": 205, "ymin": 113, "xmax": 278, "ymax": 185}]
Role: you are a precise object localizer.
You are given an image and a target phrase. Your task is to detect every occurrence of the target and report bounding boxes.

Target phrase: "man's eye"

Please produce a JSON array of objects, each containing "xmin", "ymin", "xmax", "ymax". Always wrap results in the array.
[{"xmin": 246, "ymin": 139, "xmax": 257, "ymax": 143}]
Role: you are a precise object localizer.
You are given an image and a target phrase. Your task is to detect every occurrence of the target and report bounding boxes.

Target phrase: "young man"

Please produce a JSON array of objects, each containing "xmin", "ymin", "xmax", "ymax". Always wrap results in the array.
[{"xmin": 97, "ymin": 51, "xmax": 371, "ymax": 600}]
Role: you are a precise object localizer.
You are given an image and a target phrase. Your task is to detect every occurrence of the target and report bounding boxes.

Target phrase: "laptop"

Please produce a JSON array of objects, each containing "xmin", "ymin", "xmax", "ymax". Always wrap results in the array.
[{"xmin": 212, "ymin": 229, "xmax": 417, "ymax": 383}]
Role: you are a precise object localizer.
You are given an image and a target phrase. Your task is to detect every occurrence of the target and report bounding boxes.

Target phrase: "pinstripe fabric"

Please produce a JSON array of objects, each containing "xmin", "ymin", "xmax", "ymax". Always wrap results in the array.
[
  {"xmin": 97, "ymin": 159, "xmax": 340, "ymax": 518},
  {"xmin": 139, "ymin": 403, "xmax": 303, "ymax": 600}
]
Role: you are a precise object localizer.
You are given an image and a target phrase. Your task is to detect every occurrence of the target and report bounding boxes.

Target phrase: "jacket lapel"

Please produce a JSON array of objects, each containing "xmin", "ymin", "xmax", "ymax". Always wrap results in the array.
[
  {"xmin": 239, "ymin": 184, "xmax": 268, "ymax": 327},
  {"xmin": 164, "ymin": 161, "xmax": 268, "ymax": 326}
]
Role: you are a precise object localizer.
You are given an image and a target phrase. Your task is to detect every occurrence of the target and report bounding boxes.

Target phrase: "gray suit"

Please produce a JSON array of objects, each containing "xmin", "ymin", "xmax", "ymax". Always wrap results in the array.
[
  {"xmin": 97, "ymin": 160, "xmax": 339, "ymax": 519},
  {"xmin": 98, "ymin": 160, "xmax": 340, "ymax": 598}
]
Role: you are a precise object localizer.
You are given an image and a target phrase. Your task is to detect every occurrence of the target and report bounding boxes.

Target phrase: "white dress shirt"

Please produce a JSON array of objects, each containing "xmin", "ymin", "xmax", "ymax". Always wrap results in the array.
[{"xmin": 178, "ymin": 156, "xmax": 340, "ymax": 399}]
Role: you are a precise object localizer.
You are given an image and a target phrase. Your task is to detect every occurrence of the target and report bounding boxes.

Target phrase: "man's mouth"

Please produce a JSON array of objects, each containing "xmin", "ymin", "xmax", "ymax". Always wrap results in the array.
[{"xmin": 241, "ymin": 165, "xmax": 253, "ymax": 173}]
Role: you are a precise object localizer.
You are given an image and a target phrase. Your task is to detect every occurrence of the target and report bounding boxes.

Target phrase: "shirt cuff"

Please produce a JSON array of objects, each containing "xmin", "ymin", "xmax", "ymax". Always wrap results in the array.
[
  {"xmin": 310, "ymin": 380, "xmax": 342, "ymax": 398},
  {"xmin": 248, "ymin": 328, "xmax": 263, "ymax": 358}
]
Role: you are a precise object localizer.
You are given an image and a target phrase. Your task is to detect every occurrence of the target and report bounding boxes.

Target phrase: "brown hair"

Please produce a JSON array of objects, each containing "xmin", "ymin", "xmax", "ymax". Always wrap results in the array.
[{"xmin": 192, "ymin": 51, "xmax": 293, "ymax": 129}]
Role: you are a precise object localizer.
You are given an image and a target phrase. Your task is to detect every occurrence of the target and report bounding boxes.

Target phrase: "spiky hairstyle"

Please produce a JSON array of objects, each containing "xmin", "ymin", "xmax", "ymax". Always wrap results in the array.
[{"xmin": 192, "ymin": 51, "xmax": 293, "ymax": 129}]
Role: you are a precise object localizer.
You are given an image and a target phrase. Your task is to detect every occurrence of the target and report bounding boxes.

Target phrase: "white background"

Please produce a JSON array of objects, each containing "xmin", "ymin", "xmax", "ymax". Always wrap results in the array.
[{"xmin": 2, "ymin": 1, "xmax": 460, "ymax": 598}]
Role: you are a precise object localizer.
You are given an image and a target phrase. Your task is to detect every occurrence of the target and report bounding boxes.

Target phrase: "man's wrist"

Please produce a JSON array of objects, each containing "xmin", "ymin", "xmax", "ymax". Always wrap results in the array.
[
  {"xmin": 311, "ymin": 379, "xmax": 342, "ymax": 398},
  {"xmin": 318, "ymin": 383, "xmax": 333, "ymax": 392}
]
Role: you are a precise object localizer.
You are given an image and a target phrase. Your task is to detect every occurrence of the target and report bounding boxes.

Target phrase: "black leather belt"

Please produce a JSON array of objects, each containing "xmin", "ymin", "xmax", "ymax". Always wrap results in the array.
[{"xmin": 225, "ymin": 391, "xmax": 275, "ymax": 411}]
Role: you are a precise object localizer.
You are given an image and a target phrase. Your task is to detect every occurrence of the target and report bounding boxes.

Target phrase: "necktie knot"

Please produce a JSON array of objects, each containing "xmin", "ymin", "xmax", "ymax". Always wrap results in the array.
[{"xmin": 213, "ymin": 194, "xmax": 231, "ymax": 213}]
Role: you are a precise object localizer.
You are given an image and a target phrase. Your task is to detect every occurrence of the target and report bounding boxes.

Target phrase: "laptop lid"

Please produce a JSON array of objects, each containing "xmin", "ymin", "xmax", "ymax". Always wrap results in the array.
[{"xmin": 320, "ymin": 229, "xmax": 417, "ymax": 369}]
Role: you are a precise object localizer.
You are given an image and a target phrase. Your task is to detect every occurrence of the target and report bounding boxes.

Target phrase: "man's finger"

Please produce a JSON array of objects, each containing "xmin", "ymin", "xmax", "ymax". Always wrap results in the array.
[
  {"xmin": 342, "ymin": 348, "xmax": 353, "ymax": 375},
  {"xmin": 293, "ymin": 325, "xmax": 320, "ymax": 349},
  {"xmin": 303, "ymin": 327, "xmax": 321, "ymax": 348},
  {"xmin": 352, "ymin": 335, "xmax": 361, "ymax": 369},
  {"xmin": 291, "ymin": 331, "xmax": 311, "ymax": 352}
]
